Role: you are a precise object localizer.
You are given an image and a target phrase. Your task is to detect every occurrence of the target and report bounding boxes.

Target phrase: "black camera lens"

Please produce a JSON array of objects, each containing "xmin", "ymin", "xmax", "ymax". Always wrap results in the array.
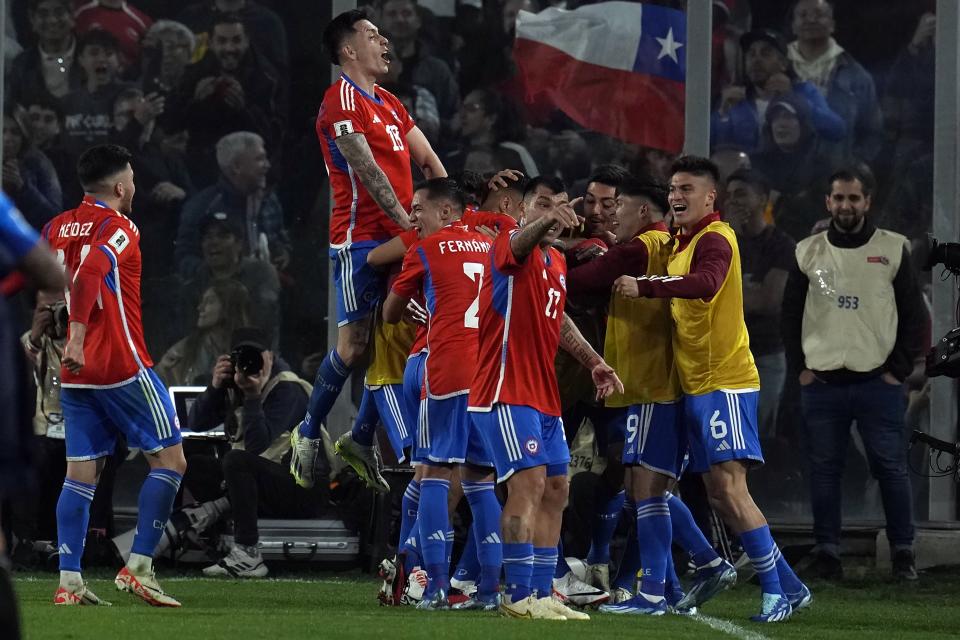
[{"xmin": 230, "ymin": 345, "xmax": 264, "ymax": 375}]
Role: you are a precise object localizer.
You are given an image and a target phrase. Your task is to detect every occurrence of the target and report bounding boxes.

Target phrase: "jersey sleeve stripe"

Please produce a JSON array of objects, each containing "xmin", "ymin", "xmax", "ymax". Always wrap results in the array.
[{"xmin": 96, "ymin": 244, "xmax": 118, "ymax": 269}]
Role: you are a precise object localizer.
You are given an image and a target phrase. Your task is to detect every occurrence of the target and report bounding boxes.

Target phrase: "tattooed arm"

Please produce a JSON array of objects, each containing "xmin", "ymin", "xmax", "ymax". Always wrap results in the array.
[
  {"xmin": 559, "ymin": 313, "xmax": 624, "ymax": 400},
  {"xmin": 335, "ymin": 132, "xmax": 411, "ymax": 230},
  {"xmin": 509, "ymin": 195, "xmax": 582, "ymax": 262}
]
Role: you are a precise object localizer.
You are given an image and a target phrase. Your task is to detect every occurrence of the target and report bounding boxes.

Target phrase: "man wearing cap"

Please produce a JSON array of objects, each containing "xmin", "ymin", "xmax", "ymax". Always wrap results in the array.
[
  {"xmin": 185, "ymin": 326, "xmax": 325, "ymax": 578},
  {"xmin": 711, "ymin": 28, "xmax": 845, "ymax": 155},
  {"xmin": 177, "ymin": 209, "xmax": 280, "ymax": 345}
]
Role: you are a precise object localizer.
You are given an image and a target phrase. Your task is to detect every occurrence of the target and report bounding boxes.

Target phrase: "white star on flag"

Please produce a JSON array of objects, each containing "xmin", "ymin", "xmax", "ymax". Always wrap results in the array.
[{"xmin": 655, "ymin": 27, "xmax": 683, "ymax": 64}]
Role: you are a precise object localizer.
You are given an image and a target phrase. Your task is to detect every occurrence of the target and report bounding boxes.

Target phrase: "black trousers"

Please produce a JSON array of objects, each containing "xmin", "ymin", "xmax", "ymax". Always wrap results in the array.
[{"xmin": 187, "ymin": 449, "xmax": 326, "ymax": 546}]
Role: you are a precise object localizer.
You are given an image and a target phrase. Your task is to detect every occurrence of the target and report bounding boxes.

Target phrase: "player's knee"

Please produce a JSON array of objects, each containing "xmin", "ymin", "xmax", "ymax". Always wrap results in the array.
[{"xmin": 541, "ymin": 475, "xmax": 569, "ymax": 513}]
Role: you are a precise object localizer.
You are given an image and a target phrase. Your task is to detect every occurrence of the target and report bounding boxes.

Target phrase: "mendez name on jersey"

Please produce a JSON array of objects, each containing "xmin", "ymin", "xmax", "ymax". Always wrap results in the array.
[{"xmin": 44, "ymin": 196, "xmax": 153, "ymax": 387}]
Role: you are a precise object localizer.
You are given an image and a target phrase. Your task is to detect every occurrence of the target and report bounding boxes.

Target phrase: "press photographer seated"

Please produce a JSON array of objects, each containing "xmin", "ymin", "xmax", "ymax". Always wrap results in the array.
[{"xmin": 185, "ymin": 327, "xmax": 329, "ymax": 578}]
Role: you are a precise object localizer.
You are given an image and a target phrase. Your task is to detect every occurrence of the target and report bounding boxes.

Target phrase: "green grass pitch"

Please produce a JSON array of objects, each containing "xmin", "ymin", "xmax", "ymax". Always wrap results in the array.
[{"xmin": 14, "ymin": 568, "xmax": 960, "ymax": 640}]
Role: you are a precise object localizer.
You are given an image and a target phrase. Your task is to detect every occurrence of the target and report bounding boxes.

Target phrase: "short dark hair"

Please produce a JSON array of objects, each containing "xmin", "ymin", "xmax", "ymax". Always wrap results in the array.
[
  {"xmin": 480, "ymin": 171, "xmax": 529, "ymax": 203},
  {"xmin": 670, "ymin": 155, "xmax": 721, "ymax": 186},
  {"xmin": 617, "ymin": 178, "xmax": 669, "ymax": 214},
  {"xmin": 726, "ymin": 169, "xmax": 770, "ymax": 197},
  {"xmin": 76, "ymin": 144, "xmax": 132, "ymax": 190},
  {"xmin": 828, "ymin": 165, "xmax": 874, "ymax": 197},
  {"xmin": 24, "ymin": 94, "xmax": 64, "ymax": 121},
  {"xmin": 415, "ymin": 177, "xmax": 466, "ymax": 212},
  {"xmin": 211, "ymin": 12, "xmax": 246, "ymax": 32},
  {"xmin": 77, "ymin": 29, "xmax": 120, "ymax": 57},
  {"xmin": 588, "ymin": 164, "xmax": 629, "ymax": 189},
  {"xmin": 322, "ymin": 9, "xmax": 370, "ymax": 66},
  {"xmin": 524, "ymin": 175, "xmax": 566, "ymax": 200},
  {"xmin": 28, "ymin": 0, "xmax": 71, "ymax": 15}
]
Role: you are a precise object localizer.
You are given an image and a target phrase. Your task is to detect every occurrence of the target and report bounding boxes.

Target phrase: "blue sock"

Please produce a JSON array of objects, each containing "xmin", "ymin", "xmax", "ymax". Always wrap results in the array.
[
  {"xmin": 773, "ymin": 545, "xmax": 805, "ymax": 594},
  {"xmin": 740, "ymin": 525, "xmax": 784, "ymax": 596},
  {"xmin": 454, "ymin": 526, "xmax": 481, "ymax": 584},
  {"xmin": 418, "ymin": 478, "xmax": 451, "ymax": 595},
  {"xmin": 445, "ymin": 529, "xmax": 454, "ymax": 566},
  {"xmin": 666, "ymin": 552, "xmax": 684, "ymax": 602},
  {"xmin": 463, "ymin": 481, "xmax": 502, "ymax": 596},
  {"xmin": 349, "ymin": 388, "xmax": 379, "ymax": 446},
  {"xmin": 635, "ymin": 497, "xmax": 671, "ymax": 599},
  {"xmin": 554, "ymin": 538, "xmax": 571, "ymax": 578},
  {"xmin": 666, "ymin": 492, "xmax": 720, "ymax": 568},
  {"xmin": 586, "ymin": 488, "xmax": 624, "ymax": 564},
  {"xmin": 613, "ymin": 499, "xmax": 640, "ymax": 590},
  {"xmin": 400, "ymin": 519, "xmax": 421, "ymax": 574},
  {"xmin": 532, "ymin": 547, "xmax": 558, "ymax": 597},
  {"xmin": 398, "ymin": 480, "xmax": 420, "ymax": 553},
  {"xmin": 131, "ymin": 469, "xmax": 182, "ymax": 557},
  {"xmin": 502, "ymin": 542, "xmax": 534, "ymax": 603},
  {"xmin": 301, "ymin": 350, "xmax": 351, "ymax": 438},
  {"xmin": 56, "ymin": 479, "xmax": 96, "ymax": 572}
]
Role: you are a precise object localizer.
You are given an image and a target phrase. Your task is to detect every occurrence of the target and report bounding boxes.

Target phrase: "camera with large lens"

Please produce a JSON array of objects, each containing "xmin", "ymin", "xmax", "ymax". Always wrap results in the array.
[
  {"xmin": 230, "ymin": 344, "xmax": 264, "ymax": 376},
  {"xmin": 924, "ymin": 235, "xmax": 960, "ymax": 378},
  {"xmin": 923, "ymin": 235, "xmax": 960, "ymax": 273}
]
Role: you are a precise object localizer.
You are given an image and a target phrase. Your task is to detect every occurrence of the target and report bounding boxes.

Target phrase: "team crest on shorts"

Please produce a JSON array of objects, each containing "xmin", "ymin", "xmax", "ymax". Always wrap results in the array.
[{"xmin": 525, "ymin": 438, "xmax": 540, "ymax": 454}]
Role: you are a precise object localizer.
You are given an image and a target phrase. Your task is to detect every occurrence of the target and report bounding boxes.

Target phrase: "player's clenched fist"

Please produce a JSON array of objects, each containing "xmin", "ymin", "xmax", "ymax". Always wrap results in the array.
[
  {"xmin": 614, "ymin": 274, "xmax": 641, "ymax": 298},
  {"xmin": 62, "ymin": 337, "xmax": 85, "ymax": 374}
]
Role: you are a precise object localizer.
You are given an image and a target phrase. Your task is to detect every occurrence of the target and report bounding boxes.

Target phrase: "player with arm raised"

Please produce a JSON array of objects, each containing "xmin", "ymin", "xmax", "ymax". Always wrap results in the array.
[
  {"xmin": 289, "ymin": 9, "xmax": 446, "ymax": 490},
  {"xmin": 45, "ymin": 145, "xmax": 185, "ymax": 608},
  {"xmin": 614, "ymin": 156, "xmax": 810, "ymax": 622},
  {"xmin": 468, "ymin": 176, "xmax": 623, "ymax": 620}
]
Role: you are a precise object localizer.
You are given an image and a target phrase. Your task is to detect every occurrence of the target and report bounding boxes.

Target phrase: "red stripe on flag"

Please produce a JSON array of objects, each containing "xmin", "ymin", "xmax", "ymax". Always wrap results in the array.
[{"xmin": 513, "ymin": 38, "xmax": 685, "ymax": 153}]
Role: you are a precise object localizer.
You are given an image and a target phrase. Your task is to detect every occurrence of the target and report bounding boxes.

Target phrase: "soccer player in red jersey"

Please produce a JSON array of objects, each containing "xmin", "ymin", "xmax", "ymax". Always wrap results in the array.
[
  {"xmin": 42, "ymin": 145, "xmax": 184, "ymax": 607},
  {"xmin": 290, "ymin": 9, "xmax": 446, "ymax": 492},
  {"xmin": 468, "ymin": 176, "xmax": 623, "ymax": 620},
  {"xmin": 382, "ymin": 179, "xmax": 504, "ymax": 610}
]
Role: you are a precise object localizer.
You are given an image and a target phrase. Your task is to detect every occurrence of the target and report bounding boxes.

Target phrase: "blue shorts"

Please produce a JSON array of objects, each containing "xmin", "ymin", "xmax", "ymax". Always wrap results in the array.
[
  {"xmin": 471, "ymin": 403, "xmax": 571, "ymax": 483},
  {"xmin": 330, "ymin": 241, "xmax": 386, "ymax": 326},
  {"xmin": 684, "ymin": 389, "xmax": 764, "ymax": 473},
  {"xmin": 61, "ymin": 368, "xmax": 182, "ymax": 461},
  {"xmin": 622, "ymin": 401, "xmax": 686, "ymax": 479},
  {"xmin": 370, "ymin": 383, "xmax": 412, "ymax": 462},
  {"xmin": 402, "ymin": 352, "xmax": 426, "ymax": 448},
  {"xmin": 594, "ymin": 406, "xmax": 629, "ymax": 451},
  {"xmin": 415, "ymin": 395, "xmax": 490, "ymax": 466}
]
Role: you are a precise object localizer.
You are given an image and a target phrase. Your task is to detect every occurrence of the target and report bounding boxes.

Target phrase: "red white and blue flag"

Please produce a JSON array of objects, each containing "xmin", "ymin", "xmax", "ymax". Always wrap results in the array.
[{"xmin": 513, "ymin": 1, "xmax": 686, "ymax": 152}]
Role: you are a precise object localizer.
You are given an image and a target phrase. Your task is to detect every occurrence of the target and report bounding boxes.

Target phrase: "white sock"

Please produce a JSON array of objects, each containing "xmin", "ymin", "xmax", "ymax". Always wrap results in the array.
[
  {"xmin": 60, "ymin": 570, "xmax": 82, "ymax": 588},
  {"xmin": 127, "ymin": 552, "xmax": 152, "ymax": 574}
]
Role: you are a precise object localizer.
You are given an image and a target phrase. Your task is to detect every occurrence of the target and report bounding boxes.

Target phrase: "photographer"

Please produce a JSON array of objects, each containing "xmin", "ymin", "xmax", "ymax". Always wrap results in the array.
[{"xmin": 186, "ymin": 327, "xmax": 327, "ymax": 578}]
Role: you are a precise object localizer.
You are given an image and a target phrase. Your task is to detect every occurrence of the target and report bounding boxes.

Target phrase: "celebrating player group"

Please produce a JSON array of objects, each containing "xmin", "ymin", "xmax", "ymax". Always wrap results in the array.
[
  {"xmin": 43, "ymin": 6, "xmax": 810, "ymax": 625},
  {"xmin": 286, "ymin": 9, "xmax": 812, "ymax": 624}
]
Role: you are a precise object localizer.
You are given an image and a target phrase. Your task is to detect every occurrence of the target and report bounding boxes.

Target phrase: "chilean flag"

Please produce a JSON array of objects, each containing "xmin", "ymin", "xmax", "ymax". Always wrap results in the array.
[{"xmin": 513, "ymin": 2, "xmax": 686, "ymax": 152}]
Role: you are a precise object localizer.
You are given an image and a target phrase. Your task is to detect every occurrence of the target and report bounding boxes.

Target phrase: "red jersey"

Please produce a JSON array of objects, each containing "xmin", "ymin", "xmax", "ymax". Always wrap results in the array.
[
  {"xmin": 468, "ymin": 230, "xmax": 568, "ymax": 416},
  {"xmin": 74, "ymin": 1, "xmax": 153, "ymax": 67},
  {"xmin": 462, "ymin": 210, "xmax": 519, "ymax": 234},
  {"xmin": 44, "ymin": 196, "xmax": 152, "ymax": 387},
  {"xmin": 317, "ymin": 73, "xmax": 415, "ymax": 246},
  {"xmin": 398, "ymin": 228, "xmax": 428, "ymax": 355},
  {"xmin": 392, "ymin": 223, "xmax": 493, "ymax": 398}
]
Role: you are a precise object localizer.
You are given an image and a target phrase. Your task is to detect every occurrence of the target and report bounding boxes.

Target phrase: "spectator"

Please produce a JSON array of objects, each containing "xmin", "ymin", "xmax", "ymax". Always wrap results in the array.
[
  {"xmin": 377, "ymin": 0, "xmax": 459, "ymax": 122},
  {"xmin": 2, "ymin": 110, "xmax": 63, "ymax": 228},
  {"xmin": 59, "ymin": 29, "xmax": 129, "ymax": 159},
  {"xmin": 178, "ymin": 210, "xmax": 280, "ymax": 346},
  {"xmin": 443, "ymin": 88, "xmax": 538, "ymax": 177},
  {"xmin": 781, "ymin": 168, "xmax": 925, "ymax": 582},
  {"xmin": 156, "ymin": 279, "xmax": 251, "ymax": 386},
  {"xmin": 580, "ymin": 164, "xmax": 629, "ymax": 248},
  {"xmin": 176, "ymin": 0, "xmax": 288, "ymax": 77},
  {"xmin": 175, "ymin": 131, "xmax": 290, "ymax": 278},
  {"xmin": 751, "ymin": 94, "xmax": 838, "ymax": 242},
  {"xmin": 185, "ymin": 326, "xmax": 325, "ymax": 578},
  {"xmin": 73, "ymin": 0, "xmax": 154, "ymax": 71},
  {"xmin": 711, "ymin": 28, "xmax": 845, "ymax": 155},
  {"xmin": 380, "ymin": 53, "xmax": 440, "ymax": 145},
  {"xmin": 724, "ymin": 169, "xmax": 794, "ymax": 438},
  {"xmin": 139, "ymin": 19, "xmax": 196, "ymax": 97},
  {"xmin": 179, "ymin": 12, "xmax": 285, "ymax": 187},
  {"xmin": 8, "ymin": 0, "xmax": 83, "ymax": 107},
  {"xmin": 787, "ymin": 0, "xmax": 883, "ymax": 163}
]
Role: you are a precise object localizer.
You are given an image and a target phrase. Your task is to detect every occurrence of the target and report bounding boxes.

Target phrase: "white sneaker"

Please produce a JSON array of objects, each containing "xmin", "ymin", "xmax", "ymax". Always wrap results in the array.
[
  {"xmin": 500, "ymin": 594, "xmax": 566, "ymax": 620},
  {"xmin": 450, "ymin": 577, "xmax": 477, "ymax": 597},
  {"xmin": 610, "ymin": 586, "xmax": 634, "ymax": 603},
  {"xmin": 539, "ymin": 596, "xmax": 590, "ymax": 620},
  {"xmin": 553, "ymin": 571, "xmax": 609, "ymax": 607},
  {"xmin": 401, "ymin": 568, "xmax": 428, "ymax": 605},
  {"xmin": 202, "ymin": 544, "xmax": 268, "ymax": 578},
  {"xmin": 586, "ymin": 563, "xmax": 611, "ymax": 591}
]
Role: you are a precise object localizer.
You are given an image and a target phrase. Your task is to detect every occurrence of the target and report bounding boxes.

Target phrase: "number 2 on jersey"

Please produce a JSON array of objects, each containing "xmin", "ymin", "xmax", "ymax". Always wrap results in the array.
[{"xmin": 463, "ymin": 262, "xmax": 484, "ymax": 328}]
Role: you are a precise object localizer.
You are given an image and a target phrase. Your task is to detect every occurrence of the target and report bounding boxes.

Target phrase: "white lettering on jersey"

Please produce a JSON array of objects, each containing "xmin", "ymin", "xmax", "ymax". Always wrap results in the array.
[
  {"xmin": 438, "ymin": 239, "xmax": 492, "ymax": 254},
  {"xmin": 372, "ymin": 115, "xmax": 381, "ymax": 123},
  {"xmin": 334, "ymin": 120, "xmax": 355, "ymax": 137},
  {"xmin": 108, "ymin": 228, "xmax": 130, "ymax": 255},
  {"xmin": 58, "ymin": 222, "xmax": 93, "ymax": 238}
]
